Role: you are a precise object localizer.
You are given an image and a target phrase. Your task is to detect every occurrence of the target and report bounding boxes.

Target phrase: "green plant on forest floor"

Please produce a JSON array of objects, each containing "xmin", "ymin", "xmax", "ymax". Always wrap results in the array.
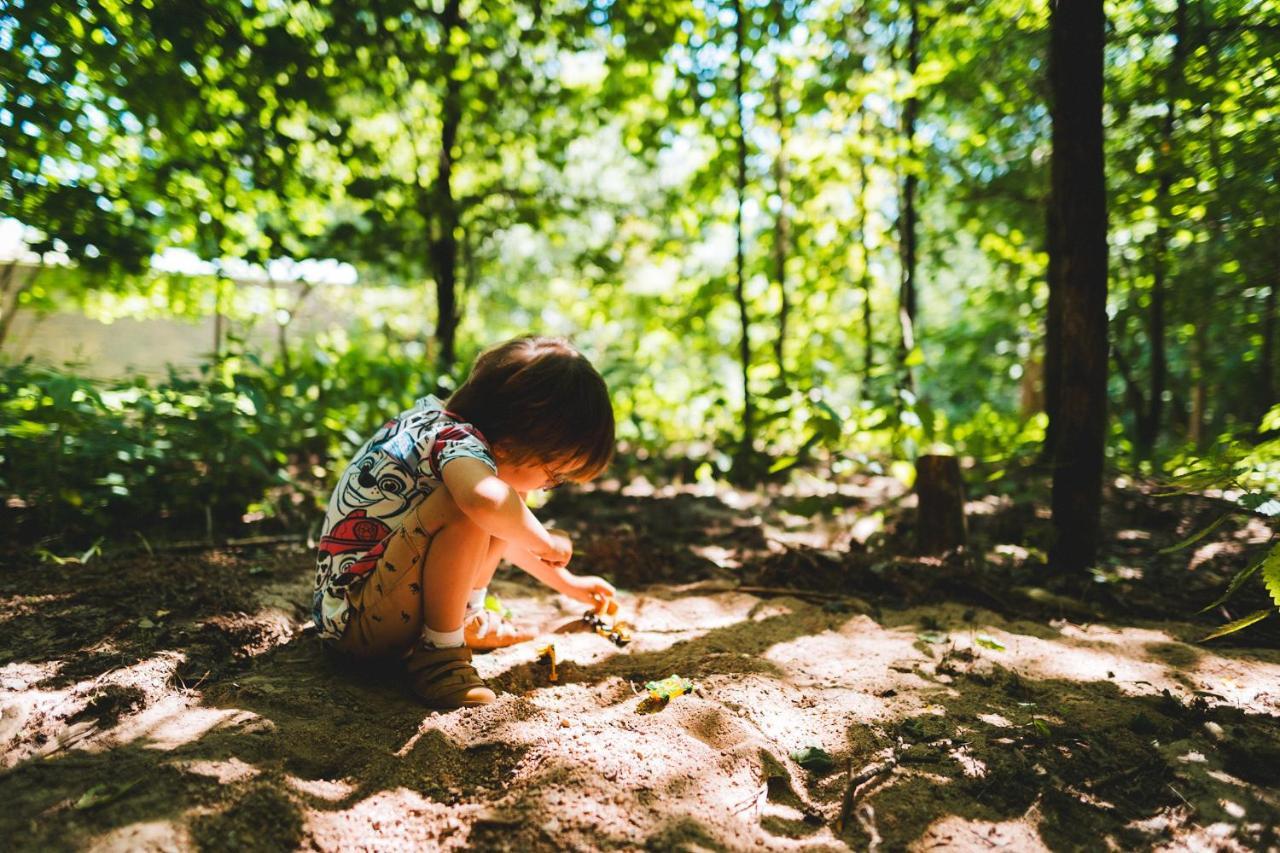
[{"xmin": 1161, "ymin": 406, "xmax": 1280, "ymax": 640}]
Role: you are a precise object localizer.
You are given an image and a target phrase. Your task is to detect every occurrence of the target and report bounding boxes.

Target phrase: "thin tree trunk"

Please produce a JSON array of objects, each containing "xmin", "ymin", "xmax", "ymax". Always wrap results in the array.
[
  {"xmin": 771, "ymin": 71, "xmax": 789, "ymax": 389},
  {"xmin": 429, "ymin": 0, "xmax": 464, "ymax": 377},
  {"xmin": 1048, "ymin": 0, "xmax": 1109, "ymax": 572},
  {"xmin": 897, "ymin": 0, "xmax": 920, "ymax": 395},
  {"xmin": 1042, "ymin": 240, "xmax": 1061, "ymax": 463},
  {"xmin": 733, "ymin": 0, "xmax": 754, "ymax": 462},
  {"xmin": 1137, "ymin": 0, "xmax": 1187, "ymax": 457},
  {"xmin": 212, "ymin": 273, "xmax": 226, "ymax": 363},
  {"xmin": 0, "ymin": 262, "xmax": 35, "ymax": 352},
  {"xmin": 1264, "ymin": 256, "xmax": 1278, "ymax": 417},
  {"xmin": 856, "ymin": 109, "xmax": 875, "ymax": 393},
  {"xmin": 269, "ymin": 273, "xmax": 290, "ymax": 374},
  {"xmin": 1190, "ymin": 322, "xmax": 1206, "ymax": 446}
]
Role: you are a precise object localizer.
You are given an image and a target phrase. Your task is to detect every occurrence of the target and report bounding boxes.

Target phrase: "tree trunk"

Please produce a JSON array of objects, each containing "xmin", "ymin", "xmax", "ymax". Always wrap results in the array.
[
  {"xmin": 771, "ymin": 71, "xmax": 789, "ymax": 390},
  {"xmin": 856, "ymin": 109, "xmax": 875, "ymax": 393},
  {"xmin": 0, "ymin": 262, "xmax": 34, "ymax": 352},
  {"xmin": 430, "ymin": 0, "xmax": 464, "ymax": 377},
  {"xmin": 1048, "ymin": 0, "xmax": 1109, "ymax": 572},
  {"xmin": 1136, "ymin": 0, "xmax": 1187, "ymax": 458},
  {"xmin": 212, "ymin": 272, "xmax": 226, "ymax": 363},
  {"xmin": 1263, "ymin": 258, "xmax": 1278, "ymax": 419},
  {"xmin": 915, "ymin": 454, "xmax": 967, "ymax": 554},
  {"xmin": 1042, "ymin": 242, "xmax": 1061, "ymax": 463},
  {"xmin": 1190, "ymin": 322, "xmax": 1206, "ymax": 446},
  {"xmin": 270, "ymin": 273, "xmax": 290, "ymax": 375},
  {"xmin": 897, "ymin": 0, "xmax": 920, "ymax": 395},
  {"xmin": 733, "ymin": 0, "xmax": 754, "ymax": 463}
]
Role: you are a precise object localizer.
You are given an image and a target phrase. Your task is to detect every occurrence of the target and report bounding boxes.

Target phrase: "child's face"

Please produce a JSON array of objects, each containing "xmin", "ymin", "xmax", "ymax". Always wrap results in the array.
[{"xmin": 494, "ymin": 448, "xmax": 579, "ymax": 493}]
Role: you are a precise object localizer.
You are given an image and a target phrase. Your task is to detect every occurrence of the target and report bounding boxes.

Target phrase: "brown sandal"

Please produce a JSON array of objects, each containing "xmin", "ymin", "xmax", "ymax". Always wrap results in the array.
[
  {"xmin": 404, "ymin": 643, "xmax": 496, "ymax": 708},
  {"xmin": 465, "ymin": 609, "xmax": 537, "ymax": 651}
]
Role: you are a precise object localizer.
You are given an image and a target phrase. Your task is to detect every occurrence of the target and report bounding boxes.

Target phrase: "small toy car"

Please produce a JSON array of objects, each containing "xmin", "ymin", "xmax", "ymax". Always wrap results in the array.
[
  {"xmin": 644, "ymin": 675, "xmax": 695, "ymax": 701},
  {"xmin": 584, "ymin": 596, "xmax": 632, "ymax": 647}
]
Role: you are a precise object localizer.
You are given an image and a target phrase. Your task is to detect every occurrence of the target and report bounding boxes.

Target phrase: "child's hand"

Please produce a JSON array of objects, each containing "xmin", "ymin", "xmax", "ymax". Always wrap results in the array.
[
  {"xmin": 562, "ymin": 574, "xmax": 616, "ymax": 607},
  {"xmin": 534, "ymin": 530, "xmax": 573, "ymax": 568}
]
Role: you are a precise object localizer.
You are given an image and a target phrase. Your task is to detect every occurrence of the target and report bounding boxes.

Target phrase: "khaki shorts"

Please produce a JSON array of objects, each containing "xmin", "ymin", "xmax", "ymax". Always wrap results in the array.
[{"xmin": 333, "ymin": 504, "xmax": 434, "ymax": 659}]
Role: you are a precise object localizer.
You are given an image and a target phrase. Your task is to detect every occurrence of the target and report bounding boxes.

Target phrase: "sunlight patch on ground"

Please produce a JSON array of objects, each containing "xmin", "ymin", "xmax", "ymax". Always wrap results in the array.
[
  {"xmin": 175, "ymin": 756, "xmax": 260, "ymax": 783},
  {"xmin": 1187, "ymin": 655, "xmax": 1280, "ymax": 715},
  {"xmin": 763, "ymin": 616, "xmax": 928, "ymax": 693},
  {"xmin": 0, "ymin": 592, "xmax": 74, "ymax": 625},
  {"xmin": 303, "ymin": 787, "xmax": 462, "ymax": 849},
  {"xmin": 910, "ymin": 814, "xmax": 1050, "ymax": 852},
  {"xmin": 978, "ymin": 624, "xmax": 1189, "ymax": 694},
  {"xmin": 286, "ymin": 774, "xmax": 358, "ymax": 802},
  {"xmin": 86, "ymin": 818, "xmax": 193, "ymax": 852},
  {"xmin": 117, "ymin": 695, "xmax": 268, "ymax": 751}
]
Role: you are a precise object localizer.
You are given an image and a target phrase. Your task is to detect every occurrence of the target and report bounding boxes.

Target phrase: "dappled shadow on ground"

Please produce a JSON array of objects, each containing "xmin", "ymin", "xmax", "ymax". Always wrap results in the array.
[{"xmin": 2, "ymin": 475, "xmax": 1279, "ymax": 850}]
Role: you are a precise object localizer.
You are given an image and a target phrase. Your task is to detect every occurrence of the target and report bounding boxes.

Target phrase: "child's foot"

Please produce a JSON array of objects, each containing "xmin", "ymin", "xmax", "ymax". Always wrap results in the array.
[
  {"xmin": 404, "ymin": 643, "xmax": 495, "ymax": 708},
  {"xmin": 464, "ymin": 608, "xmax": 536, "ymax": 651}
]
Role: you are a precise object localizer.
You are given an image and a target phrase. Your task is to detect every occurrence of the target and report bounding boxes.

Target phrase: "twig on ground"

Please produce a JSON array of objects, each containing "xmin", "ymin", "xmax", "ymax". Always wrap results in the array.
[{"xmin": 835, "ymin": 748, "xmax": 901, "ymax": 834}]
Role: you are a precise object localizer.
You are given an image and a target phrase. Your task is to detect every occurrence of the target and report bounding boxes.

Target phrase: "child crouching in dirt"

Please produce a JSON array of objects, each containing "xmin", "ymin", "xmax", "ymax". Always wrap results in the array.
[{"xmin": 313, "ymin": 336, "xmax": 617, "ymax": 708}]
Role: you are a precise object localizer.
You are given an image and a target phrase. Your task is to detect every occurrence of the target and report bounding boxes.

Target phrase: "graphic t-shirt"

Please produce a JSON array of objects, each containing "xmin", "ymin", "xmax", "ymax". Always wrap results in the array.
[{"xmin": 312, "ymin": 395, "xmax": 496, "ymax": 639}]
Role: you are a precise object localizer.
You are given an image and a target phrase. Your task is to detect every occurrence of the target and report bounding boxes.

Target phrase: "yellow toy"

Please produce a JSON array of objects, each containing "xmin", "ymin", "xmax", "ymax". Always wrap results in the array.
[{"xmin": 584, "ymin": 596, "xmax": 632, "ymax": 647}]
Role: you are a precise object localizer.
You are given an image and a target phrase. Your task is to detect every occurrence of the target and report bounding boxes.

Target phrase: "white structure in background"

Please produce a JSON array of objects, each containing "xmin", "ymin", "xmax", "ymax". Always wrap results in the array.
[{"xmin": 0, "ymin": 220, "xmax": 365, "ymax": 379}]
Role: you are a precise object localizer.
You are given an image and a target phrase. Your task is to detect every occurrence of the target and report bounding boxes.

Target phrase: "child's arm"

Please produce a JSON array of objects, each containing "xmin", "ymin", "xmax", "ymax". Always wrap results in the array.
[
  {"xmin": 441, "ymin": 457, "xmax": 569, "ymax": 565},
  {"xmin": 504, "ymin": 539, "xmax": 617, "ymax": 605}
]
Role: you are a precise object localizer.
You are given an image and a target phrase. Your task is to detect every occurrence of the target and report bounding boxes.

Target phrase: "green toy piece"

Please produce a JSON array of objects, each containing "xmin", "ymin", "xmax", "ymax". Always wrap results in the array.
[
  {"xmin": 484, "ymin": 593, "xmax": 513, "ymax": 619},
  {"xmin": 790, "ymin": 746, "xmax": 836, "ymax": 773},
  {"xmin": 644, "ymin": 675, "xmax": 695, "ymax": 701}
]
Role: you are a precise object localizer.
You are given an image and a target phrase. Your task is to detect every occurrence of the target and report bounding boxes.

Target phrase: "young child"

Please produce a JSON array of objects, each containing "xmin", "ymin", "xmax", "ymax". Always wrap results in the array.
[{"xmin": 313, "ymin": 336, "xmax": 617, "ymax": 708}]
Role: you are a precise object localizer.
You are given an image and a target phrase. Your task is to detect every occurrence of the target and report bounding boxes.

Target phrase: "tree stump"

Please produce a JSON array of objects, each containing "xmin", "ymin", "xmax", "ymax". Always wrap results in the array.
[{"xmin": 915, "ymin": 454, "xmax": 968, "ymax": 554}]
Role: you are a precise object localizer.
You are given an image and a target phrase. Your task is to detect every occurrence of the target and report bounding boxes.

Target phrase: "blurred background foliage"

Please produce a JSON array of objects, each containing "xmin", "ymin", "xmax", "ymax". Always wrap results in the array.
[{"xmin": 0, "ymin": 0, "xmax": 1276, "ymax": 542}]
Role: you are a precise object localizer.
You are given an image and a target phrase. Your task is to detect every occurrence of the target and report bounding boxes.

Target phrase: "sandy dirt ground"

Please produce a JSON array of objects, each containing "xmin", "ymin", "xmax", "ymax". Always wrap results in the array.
[{"xmin": 2, "ymin": 477, "xmax": 1278, "ymax": 851}]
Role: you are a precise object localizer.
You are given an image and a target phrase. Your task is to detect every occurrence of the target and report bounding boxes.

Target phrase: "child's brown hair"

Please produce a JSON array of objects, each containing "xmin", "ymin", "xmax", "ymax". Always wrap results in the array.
[{"xmin": 446, "ymin": 336, "xmax": 614, "ymax": 483}]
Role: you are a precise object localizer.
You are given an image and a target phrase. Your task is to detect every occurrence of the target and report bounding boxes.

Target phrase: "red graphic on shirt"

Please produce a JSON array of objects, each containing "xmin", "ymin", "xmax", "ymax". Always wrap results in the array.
[{"xmin": 317, "ymin": 510, "xmax": 392, "ymax": 580}]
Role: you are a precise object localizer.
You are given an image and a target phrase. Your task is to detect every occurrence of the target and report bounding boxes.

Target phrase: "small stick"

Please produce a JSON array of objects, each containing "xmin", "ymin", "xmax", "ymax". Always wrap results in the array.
[{"xmin": 835, "ymin": 751, "xmax": 900, "ymax": 833}]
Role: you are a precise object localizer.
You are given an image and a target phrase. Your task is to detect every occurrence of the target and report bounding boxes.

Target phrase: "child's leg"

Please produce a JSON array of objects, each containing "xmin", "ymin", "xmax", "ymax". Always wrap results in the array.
[
  {"xmin": 462, "ymin": 539, "xmax": 537, "ymax": 650},
  {"xmin": 335, "ymin": 487, "xmax": 494, "ymax": 658},
  {"xmin": 470, "ymin": 539, "xmax": 506, "ymax": 595},
  {"xmin": 419, "ymin": 492, "xmax": 496, "ymax": 640}
]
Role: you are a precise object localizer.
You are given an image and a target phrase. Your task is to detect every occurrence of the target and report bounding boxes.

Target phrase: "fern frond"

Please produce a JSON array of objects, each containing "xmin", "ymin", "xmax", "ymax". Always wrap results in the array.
[
  {"xmin": 1262, "ymin": 543, "xmax": 1280, "ymax": 611},
  {"xmin": 1160, "ymin": 513, "xmax": 1232, "ymax": 555},
  {"xmin": 1199, "ymin": 557, "xmax": 1265, "ymax": 613},
  {"xmin": 1201, "ymin": 609, "xmax": 1272, "ymax": 642}
]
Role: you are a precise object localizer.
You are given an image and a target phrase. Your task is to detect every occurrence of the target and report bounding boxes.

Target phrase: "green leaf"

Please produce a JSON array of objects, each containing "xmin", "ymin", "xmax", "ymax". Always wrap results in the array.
[
  {"xmin": 1262, "ymin": 544, "xmax": 1280, "ymax": 610},
  {"xmin": 1201, "ymin": 610, "xmax": 1272, "ymax": 642},
  {"xmin": 1159, "ymin": 513, "xmax": 1232, "ymax": 554},
  {"xmin": 975, "ymin": 635, "xmax": 1005, "ymax": 651},
  {"xmin": 790, "ymin": 746, "xmax": 836, "ymax": 773},
  {"xmin": 1199, "ymin": 556, "xmax": 1266, "ymax": 613}
]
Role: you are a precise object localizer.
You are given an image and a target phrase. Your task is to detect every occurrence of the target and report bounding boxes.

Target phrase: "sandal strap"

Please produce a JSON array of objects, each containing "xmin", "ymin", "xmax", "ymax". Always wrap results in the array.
[{"xmin": 407, "ymin": 647, "xmax": 482, "ymax": 685}]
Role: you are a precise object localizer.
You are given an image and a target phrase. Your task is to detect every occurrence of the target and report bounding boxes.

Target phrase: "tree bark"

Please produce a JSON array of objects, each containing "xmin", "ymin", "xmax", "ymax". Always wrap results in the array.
[
  {"xmin": 0, "ymin": 262, "xmax": 34, "ymax": 352},
  {"xmin": 1263, "ymin": 254, "xmax": 1278, "ymax": 418},
  {"xmin": 1042, "ymin": 242, "xmax": 1061, "ymax": 462},
  {"xmin": 429, "ymin": 0, "xmax": 464, "ymax": 376},
  {"xmin": 1136, "ymin": 0, "xmax": 1187, "ymax": 457},
  {"xmin": 916, "ymin": 454, "xmax": 967, "ymax": 554},
  {"xmin": 1048, "ymin": 0, "xmax": 1109, "ymax": 572},
  {"xmin": 856, "ymin": 109, "xmax": 875, "ymax": 393},
  {"xmin": 1190, "ymin": 322, "xmax": 1206, "ymax": 446},
  {"xmin": 897, "ymin": 0, "xmax": 920, "ymax": 395},
  {"xmin": 771, "ymin": 71, "xmax": 790, "ymax": 389},
  {"xmin": 733, "ymin": 0, "xmax": 754, "ymax": 463}
]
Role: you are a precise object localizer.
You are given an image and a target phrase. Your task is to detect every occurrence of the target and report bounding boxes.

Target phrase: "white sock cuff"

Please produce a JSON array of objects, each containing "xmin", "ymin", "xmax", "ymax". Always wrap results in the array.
[
  {"xmin": 467, "ymin": 587, "xmax": 488, "ymax": 613},
  {"xmin": 423, "ymin": 626, "xmax": 465, "ymax": 648}
]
